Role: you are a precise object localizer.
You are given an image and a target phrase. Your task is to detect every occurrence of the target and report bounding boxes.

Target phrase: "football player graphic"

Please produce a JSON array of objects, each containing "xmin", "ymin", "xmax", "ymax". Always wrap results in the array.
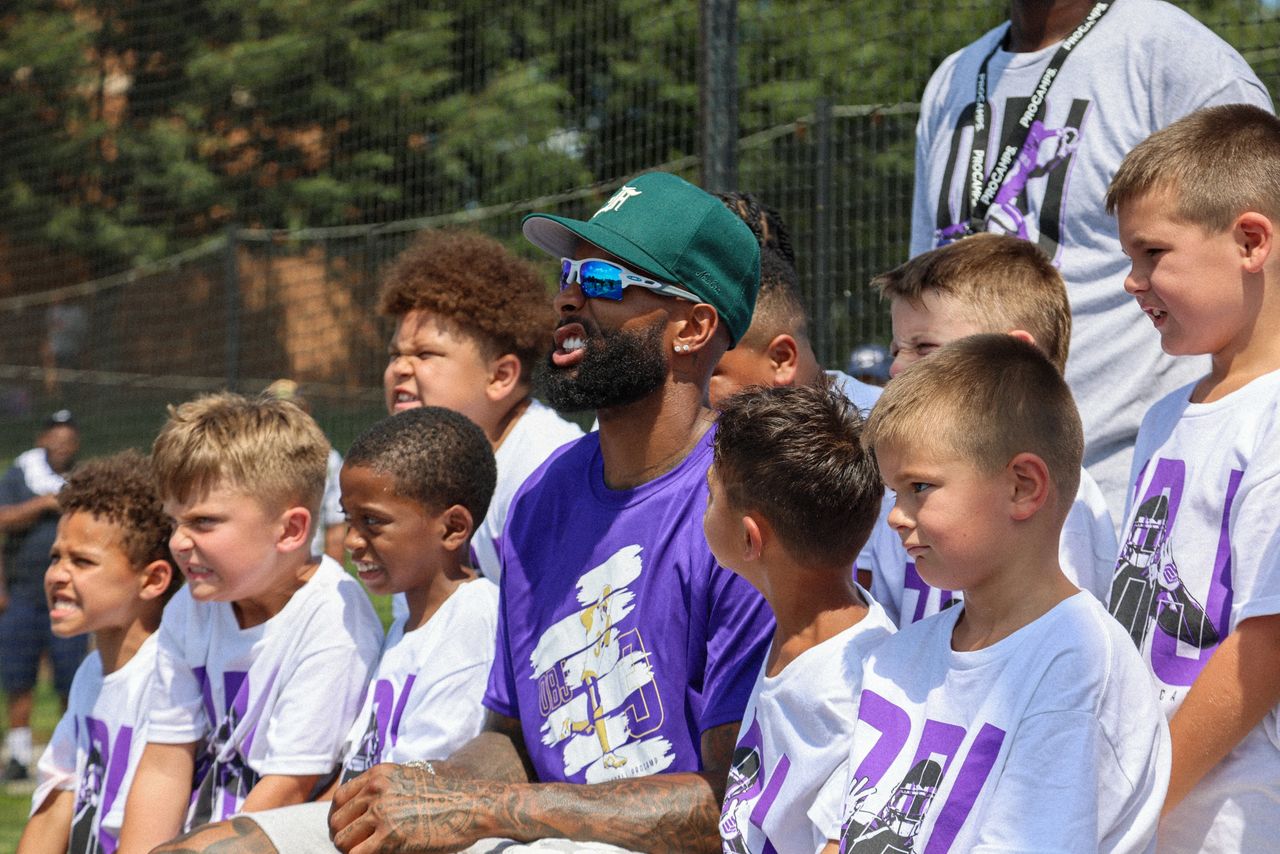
[
  {"xmin": 841, "ymin": 757, "xmax": 944, "ymax": 854},
  {"xmin": 1109, "ymin": 491, "xmax": 1219, "ymax": 652},
  {"xmin": 718, "ymin": 745, "xmax": 762, "ymax": 854}
]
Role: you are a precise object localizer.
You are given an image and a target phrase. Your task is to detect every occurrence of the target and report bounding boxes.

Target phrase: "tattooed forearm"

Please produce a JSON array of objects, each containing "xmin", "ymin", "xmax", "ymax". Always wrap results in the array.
[
  {"xmin": 433, "ymin": 710, "xmax": 534, "ymax": 783},
  {"xmin": 151, "ymin": 816, "xmax": 279, "ymax": 854}
]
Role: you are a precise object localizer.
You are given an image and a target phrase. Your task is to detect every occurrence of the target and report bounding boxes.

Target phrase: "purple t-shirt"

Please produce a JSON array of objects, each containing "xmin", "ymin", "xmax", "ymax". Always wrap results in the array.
[{"xmin": 485, "ymin": 426, "xmax": 773, "ymax": 785}]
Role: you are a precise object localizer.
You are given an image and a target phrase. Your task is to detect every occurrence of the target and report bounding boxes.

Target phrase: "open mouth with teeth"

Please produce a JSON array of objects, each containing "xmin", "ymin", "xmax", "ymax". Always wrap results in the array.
[
  {"xmin": 48, "ymin": 593, "xmax": 79, "ymax": 617},
  {"xmin": 392, "ymin": 390, "xmax": 421, "ymax": 410}
]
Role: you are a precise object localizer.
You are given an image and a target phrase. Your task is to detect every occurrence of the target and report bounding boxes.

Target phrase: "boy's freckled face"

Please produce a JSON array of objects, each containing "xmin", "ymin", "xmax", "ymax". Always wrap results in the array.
[
  {"xmin": 340, "ymin": 464, "xmax": 443, "ymax": 597},
  {"xmin": 889, "ymin": 293, "xmax": 988, "ymax": 378},
  {"xmin": 877, "ymin": 440, "xmax": 1009, "ymax": 593},
  {"xmin": 383, "ymin": 308, "xmax": 494, "ymax": 422},
  {"xmin": 709, "ymin": 342, "xmax": 774, "ymax": 408},
  {"xmin": 1117, "ymin": 191, "xmax": 1251, "ymax": 359},
  {"xmin": 164, "ymin": 486, "xmax": 286, "ymax": 604},
  {"xmin": 46, "ymin": 511, "xmax": 143, "ymax": 638}
]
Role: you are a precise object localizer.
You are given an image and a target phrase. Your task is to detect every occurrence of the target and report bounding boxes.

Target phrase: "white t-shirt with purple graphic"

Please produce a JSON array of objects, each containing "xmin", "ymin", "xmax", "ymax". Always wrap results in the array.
[
  {"xmin": 32, "ymin": 633, "xmax": 159, "ymax": 854},
  {"xmin": 820, "ymin": 592, "xmax": 1168, "ymax": 854},
  {"xmin": 147, "ymin": 556, "xmax": 382, "ymax": 828},
  {"xmin": 484, "ymin": 427, "xmax": 773, "ymax": 785},
  {"xmin": 1112, "ymin": 370, "xmax": 1280, "ymax": 852},
  {"xmin": 340, "ymin": 578, "xmax": 497, "ymax": 781},
  {"xmin": 865, "ymin": 467, "xmax": 1115, "ymax": 627},
  {"xmin": 911, "ymin": 0, "xmax": 1272, "ymax": 514},
  {"xmin": 719, "ymin": 597, "xmax": 895, "ymax": 854}
]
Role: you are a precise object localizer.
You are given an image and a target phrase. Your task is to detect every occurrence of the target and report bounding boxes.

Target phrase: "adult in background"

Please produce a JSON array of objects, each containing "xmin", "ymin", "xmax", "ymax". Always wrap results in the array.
[
  {"xmin": 0, "ymin": 410, "xmax": 84, "ymax": 781},
  {"xmin": 910, "ymin": 0, "xmax": 1272, "ymax": 513},
  {"xmin": 329, "ymin": 172, "xmax": 774, "ymax": 853}
]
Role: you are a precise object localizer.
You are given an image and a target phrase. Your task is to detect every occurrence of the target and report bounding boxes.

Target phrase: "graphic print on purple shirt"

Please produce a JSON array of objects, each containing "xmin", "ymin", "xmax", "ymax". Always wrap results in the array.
[
  {"xmin": 189, "ymin": 667, "xmax": 259, "ymax": 825},
  {"xmin": 69, "ymin": 716, "xmax": 133, "ymax": 854},
  {"xmin": 1108, "ymin": 457, "xmax": 1237, "ymax": 687},
  {"xmin": 903, "ymin": 562, "xmax": 958, "ymax": 625},
  {"xmin": 838, "ymin": 690, "xmax": 1005, "ymax": 854},
  {"xmin": 933, "ymin": 96, "xmax": 1089, "ymax": 259},
  {"xmin": 719, "ymin": 715, "xmax": 790, "ymax": 854},
  {"xmin": 341, "ymin": 674, "xmax": 418, "ymax": 783}
]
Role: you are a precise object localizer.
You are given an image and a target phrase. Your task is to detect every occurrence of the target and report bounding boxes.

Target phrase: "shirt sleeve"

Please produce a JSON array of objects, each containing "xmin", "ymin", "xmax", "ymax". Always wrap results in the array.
[
  {"xmin": 482, "ymin": 578, "xmax": 518, "ymax": 720},
  {"xmin": 969, "ymin": 710, "xmax": 1107, "ymax": 853},
  {"xmin": 146, "ymin": 595, "xmax": 211, "ymax": 743},
  {"xmin": 697, "ymin": 565, "xmax": 773, "ymax": 734},
  {"xmin": 0, "ymin": 465, "xmax": 26, "ymax": 508},
  {"xmin": 256, "ymin": 637, "xmax": 381, "ymax": 776},
  {"xmin": 30, "ymin": 706, "xmax": 78, "ymax": 816}
]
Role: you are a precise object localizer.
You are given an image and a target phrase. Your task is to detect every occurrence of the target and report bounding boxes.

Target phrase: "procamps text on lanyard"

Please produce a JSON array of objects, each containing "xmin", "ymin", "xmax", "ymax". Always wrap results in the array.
[{"xmin": 962, "ymin": 0, "xmax": 1114, "ymax": 229}]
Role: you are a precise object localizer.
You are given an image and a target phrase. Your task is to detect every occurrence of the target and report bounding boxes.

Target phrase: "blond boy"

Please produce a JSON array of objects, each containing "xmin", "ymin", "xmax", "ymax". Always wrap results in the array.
[
  {"xmin": 19, "ymin": 451, "xmax": 178, "ymax": 854},
  {"xmin": 116, "ymin": 393, "xmax": 382, "ymax": 853},
  {"xmin": 1104, "ymin": 102, "xmax": 1280, "ymax": 852},
  {"xmin": 820, "ymin": 335, "xmax": 1167, "ymax": 853},
  {"xmin": 862, "ymin": 233, "xmax": 1116, "ymax": 625}
]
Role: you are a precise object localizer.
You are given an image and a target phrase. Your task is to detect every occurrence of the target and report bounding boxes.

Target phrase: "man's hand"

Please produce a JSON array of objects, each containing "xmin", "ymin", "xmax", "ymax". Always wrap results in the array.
[{"xmin": 328, "ymin": 763, "xmax": 494, "ymax": 854}]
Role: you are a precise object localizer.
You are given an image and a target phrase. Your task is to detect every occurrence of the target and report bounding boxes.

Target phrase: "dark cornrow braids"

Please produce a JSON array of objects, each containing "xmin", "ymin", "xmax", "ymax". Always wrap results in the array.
[{"xmin": 715, "ymin": 191, "xmax": 797, "ymax": 269}]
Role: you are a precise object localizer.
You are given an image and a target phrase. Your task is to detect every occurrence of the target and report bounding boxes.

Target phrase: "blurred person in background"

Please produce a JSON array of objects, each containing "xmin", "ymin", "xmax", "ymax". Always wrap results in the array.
[
  {"xmin": 0, "ymin": 409, "xmax": 84, "ymax": 781},
  {"xmin": 846, "ymin": 343, "xmax": 891, "ymax": 387}
]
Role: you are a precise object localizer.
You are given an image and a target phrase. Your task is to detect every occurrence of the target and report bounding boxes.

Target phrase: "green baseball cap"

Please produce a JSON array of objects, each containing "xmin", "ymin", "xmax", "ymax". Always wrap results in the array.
[{"xmin": 522, "ymin": 172, "xmax": 761, "ymax": 347}]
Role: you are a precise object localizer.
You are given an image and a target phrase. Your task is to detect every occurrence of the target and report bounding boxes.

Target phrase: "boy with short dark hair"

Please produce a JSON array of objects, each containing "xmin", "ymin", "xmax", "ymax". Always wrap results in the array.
[
  {"xmin": 709, "ymin": 193, "xmax": 881, "ymax": 414},
  {"xmin": 821, "ymin": 335, "xmax": 1168, "ymax": 853},
  {"xmin": 18, "ymin": 451, "xmax": 179, "ymax": 854},
  {"xmin": 1104, "ymin": 102, "xmax": 1280, "ymax": 852},
  {"xmin": 863, "ymin": 232, "xmax": 1116, "ymax": 625},
  {"xmin": 708, "ymin": 383, "xmax": 895, "ymax": 854},
  {"xmin": 151, "ymin": 406, "xmax": 501, "ymax": 854},
  {"xmin": 117, "ymin": 393, "xmax": 383, "ymax": 853}
]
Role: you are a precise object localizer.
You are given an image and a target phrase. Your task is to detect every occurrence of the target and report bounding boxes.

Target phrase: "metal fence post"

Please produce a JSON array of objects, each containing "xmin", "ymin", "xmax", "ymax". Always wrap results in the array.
[
  {"xmin": 224, "ymin": 224, "xmax": 241, "ymax": 392},
  {"xmin": 699, "ymin": 0, "xmax": 738, "ymax": 193},
  {"xmin": 812, "ymin": 96, "xmax": 833, "ymax": 366}
]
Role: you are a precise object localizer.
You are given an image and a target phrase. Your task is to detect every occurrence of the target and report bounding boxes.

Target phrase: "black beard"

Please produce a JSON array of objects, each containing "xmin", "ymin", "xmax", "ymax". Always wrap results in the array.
[{"xmin": 536, "ymin": 318, "xmax": 669, "ymax": 412}]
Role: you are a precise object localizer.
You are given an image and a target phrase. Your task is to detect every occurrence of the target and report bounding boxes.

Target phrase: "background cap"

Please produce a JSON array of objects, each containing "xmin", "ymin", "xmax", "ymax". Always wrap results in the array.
[
  {"xmin": 43, "ymin": 409, "xmax": 75, "ymax": 429},
  {"xmin": 847, "ymin": 343, "xmax": 891, "ymax": 383},
  {"xmin": 522, "ymin": 172, "xmax": 761, "ymax": 347}
]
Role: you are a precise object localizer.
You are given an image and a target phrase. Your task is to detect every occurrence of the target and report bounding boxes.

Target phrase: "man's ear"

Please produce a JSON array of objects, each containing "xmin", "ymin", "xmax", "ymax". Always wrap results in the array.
[
  {"xmin": 765, "ymin": 334, "xmax": 800, "ymax": 385},
  {"xmin": 1007, "ymin": 452, "xmax": 1051, "ymax": 521},
  {"xmin": 439, "ymin": 504, "xmax": 475, "ymax": 552},
  {"xmin": 1236, "ymin": 211, "xmax": 1274, "ymax": 274},
  {"xmin": 138, "ymin": 559, "xmax": 175, "ymax": 602},
  {"xmin": 276, "ymin": 507, "xmax": 313, "ymax": 553},
  {"xmin": 673, "ymin": 303, "xmax": 721, "ymax": 354},
  {"xmin": 486, "ymin": 353, "xmax": 524, "ymax": 403}
]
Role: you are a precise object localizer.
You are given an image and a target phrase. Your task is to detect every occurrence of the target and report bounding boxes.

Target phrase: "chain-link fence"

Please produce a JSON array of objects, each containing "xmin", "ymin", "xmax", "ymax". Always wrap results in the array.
[{"xmin": 0, "ymin": 0, "xmax": 1277, "ymax": 456}]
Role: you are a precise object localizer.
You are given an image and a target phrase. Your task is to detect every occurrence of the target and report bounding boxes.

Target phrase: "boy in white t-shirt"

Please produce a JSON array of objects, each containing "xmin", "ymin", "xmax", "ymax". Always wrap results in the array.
[
  {"xmin": 116, "ymin": 393, "xmax": 383, "ymax": 853},
  {"xmin": 707, "ymin": 383, "xmax": 895, "ymax": 854},
  {"xmin": 1104, "ymin": 103, "xmax": 1280, "ymax": 852},
  {"xmin": 151, "ymin": 406, "xmax": 502, "ymax": 854},
  {"xmin": 18, "ymin": 451, "xmax": 180, "ymax": 854},
  {"xmin": 865, "ymin": 233, "xmax": 1116, "ymax": 625},
  {"xmin": 820, "ymin": 335, "xmax": 1168, "ymax": 853}
]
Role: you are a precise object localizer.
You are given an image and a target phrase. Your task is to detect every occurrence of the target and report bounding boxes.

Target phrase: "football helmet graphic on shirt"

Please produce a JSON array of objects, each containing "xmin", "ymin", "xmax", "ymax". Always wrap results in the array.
[{"xmin": 840, "ymin": 757, "xmax": 944, "ymax": 853}]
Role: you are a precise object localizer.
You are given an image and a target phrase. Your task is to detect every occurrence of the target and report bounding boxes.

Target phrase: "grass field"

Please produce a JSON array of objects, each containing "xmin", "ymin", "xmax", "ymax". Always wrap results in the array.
[{"xmin": 0, "ymin": 678, "xmax": 62, "ymax": 850}]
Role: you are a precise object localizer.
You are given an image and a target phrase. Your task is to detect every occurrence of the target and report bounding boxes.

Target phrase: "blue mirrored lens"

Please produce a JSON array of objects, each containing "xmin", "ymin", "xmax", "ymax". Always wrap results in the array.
[{"xmin": 578, "ymin": 261, "xmax": 623, "ymax": 299}]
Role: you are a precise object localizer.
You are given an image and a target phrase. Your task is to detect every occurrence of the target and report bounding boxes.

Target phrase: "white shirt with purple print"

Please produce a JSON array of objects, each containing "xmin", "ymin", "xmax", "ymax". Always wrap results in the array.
[
  {"xmin": 147, "ymin": 556, "xmax": 382, "ymax": 829},
  {"xmin": 825, "ymin": 593, "xmax": 1168, "ymax": 854},
  {"xmin": 484, "ymin": 427, "xmax": 773, "ymax": 785},
  {"xmin": 340, "ymin": 578, "xmax": 497, "ymax": 781},
  {"xmin": 719, "ymin": 596, "xmax": 894, "ymax": 854},
  {"xmin": 1113, "ymin": 369, "xmax": 1280, "ymax": 852},
  {"xmin": 32, "ymin": 634, "xmax": 159, "ymax": 854}
]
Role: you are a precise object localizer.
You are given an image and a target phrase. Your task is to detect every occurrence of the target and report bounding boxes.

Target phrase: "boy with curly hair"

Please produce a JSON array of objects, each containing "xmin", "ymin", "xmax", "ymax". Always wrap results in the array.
[
  {"xmin": 19, "ymin": 450, "xmax": 180, "ymax": 854},
  {"xmin": 379, "ymin": 229, "xmax": 581, "ymax": 583}
]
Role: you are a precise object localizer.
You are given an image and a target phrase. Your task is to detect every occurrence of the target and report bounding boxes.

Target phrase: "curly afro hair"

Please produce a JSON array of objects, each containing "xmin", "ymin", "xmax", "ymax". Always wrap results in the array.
[
  {"xmin": 57, "ymin": 449, "xmax": 181, "ymax": 600},
  {"xmin": 378, "ymin": 229, "xmax": 556, "ymax": 384}
]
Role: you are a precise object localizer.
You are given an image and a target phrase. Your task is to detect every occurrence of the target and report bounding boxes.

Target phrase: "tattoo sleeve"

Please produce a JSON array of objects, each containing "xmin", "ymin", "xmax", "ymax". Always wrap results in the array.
[
  {"xmin": 433, "ymin": 710, "xmax": 536, "ymax": 784},
  {"xmin": 440, "ymin": 721, "xmax": 739, "ymax": 852}
]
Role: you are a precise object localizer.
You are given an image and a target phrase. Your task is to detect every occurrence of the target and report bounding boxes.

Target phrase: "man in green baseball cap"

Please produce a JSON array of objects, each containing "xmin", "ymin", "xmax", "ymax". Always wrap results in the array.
[{"xmin": 325, "ymin": 177, "xmax": 773, "ymax": 853}]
